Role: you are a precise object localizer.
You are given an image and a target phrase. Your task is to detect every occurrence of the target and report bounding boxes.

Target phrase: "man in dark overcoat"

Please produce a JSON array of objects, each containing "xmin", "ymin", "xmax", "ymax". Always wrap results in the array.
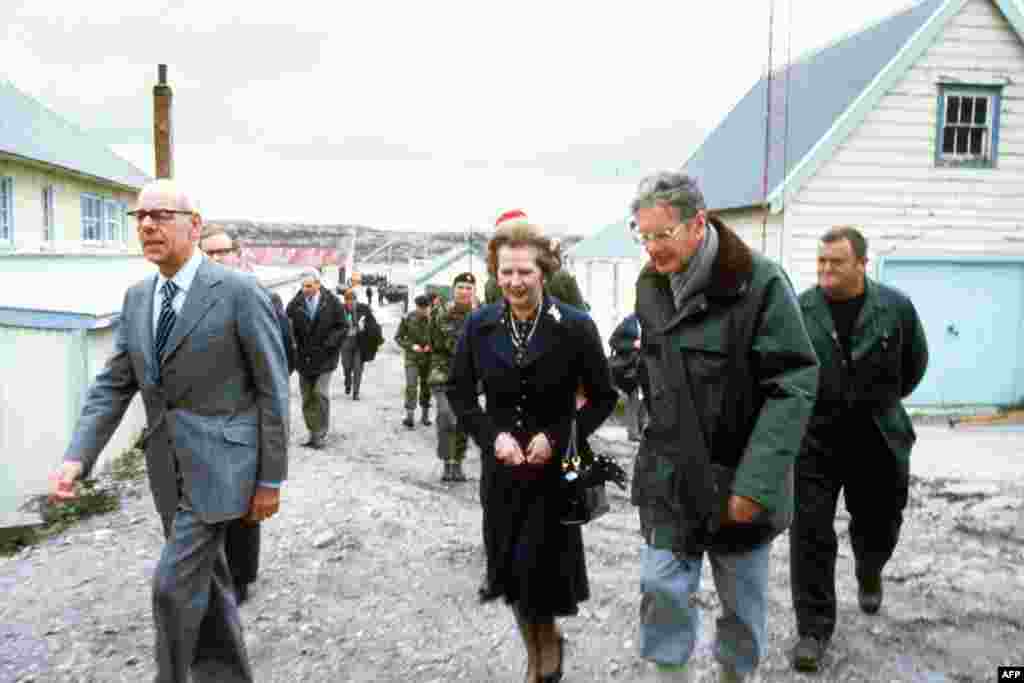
[{"xmin": 287, "ymin": 272, "xmax": 347, "ymax": 449}]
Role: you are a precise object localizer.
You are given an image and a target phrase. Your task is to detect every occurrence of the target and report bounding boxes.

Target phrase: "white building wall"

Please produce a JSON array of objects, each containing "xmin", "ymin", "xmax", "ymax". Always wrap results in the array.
[
  {"xmin": 716, "ymin": 209, "xmax": 785, "ymax": 264},
  {"xmin": 782, "ymin": 0, "xmax": 1024, "ymax": 293},
  {"xmin": 570, "ymin": 258, "xmax": 644, "ymax": 348}
]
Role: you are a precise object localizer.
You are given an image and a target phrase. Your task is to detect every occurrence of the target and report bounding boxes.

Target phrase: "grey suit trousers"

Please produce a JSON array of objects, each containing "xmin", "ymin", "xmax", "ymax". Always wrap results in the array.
[
  {"xmin": 153, "ymin": 503, "xmax": 251, "ymax": 683},
  {"xmin": 299, "ymin": 372, "xmax": 332, "ymax": 439}
]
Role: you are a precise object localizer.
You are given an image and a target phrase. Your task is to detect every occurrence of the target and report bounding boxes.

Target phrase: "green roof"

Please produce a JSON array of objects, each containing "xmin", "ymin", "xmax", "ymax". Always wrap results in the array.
[
  {"xmin": 414, "ymin": 244, "xmax": 488, "ymax": 285},
  {"xmin": 567, "ymin": 219, "xmax": 646, "ymax": 260},
  {"xmin": 0, "ymin": 79, "xmax": 150, "ymax": 190}
]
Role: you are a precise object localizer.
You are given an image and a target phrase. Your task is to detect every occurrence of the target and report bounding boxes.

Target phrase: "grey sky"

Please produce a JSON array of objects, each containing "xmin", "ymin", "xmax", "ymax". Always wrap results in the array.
[{"xmin": 6, "ymin": 0, "xmax": 1014, "ymax": 233}]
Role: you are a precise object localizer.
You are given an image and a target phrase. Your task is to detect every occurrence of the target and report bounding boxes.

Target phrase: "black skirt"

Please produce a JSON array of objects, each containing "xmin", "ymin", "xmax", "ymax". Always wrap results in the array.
[{"xmin": 481, "ymin": 456, "xmax": 589, "ymax": 621}]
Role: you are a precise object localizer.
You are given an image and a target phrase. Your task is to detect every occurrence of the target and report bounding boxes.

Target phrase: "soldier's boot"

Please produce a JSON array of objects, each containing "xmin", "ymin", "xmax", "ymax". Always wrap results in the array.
[
  {"xmin": 441, "ymin": 463, "xmax": 453, "ymax": 483},
  {"xmin": 403, "ymin": 410, "xmax": 415, "ymax": 428},
  {"xmin": 451, "ymin": 461, "xmax": 467, "ymax": 482},
  {"xmin": 420, "ymin": 407, "xmax": 432, "ymax": 426}
]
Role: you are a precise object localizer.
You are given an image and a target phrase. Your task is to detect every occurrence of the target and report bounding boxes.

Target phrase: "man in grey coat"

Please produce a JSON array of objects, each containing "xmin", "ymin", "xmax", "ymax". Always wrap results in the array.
[{"xmin": 49, "ymin": 179, "xmax": 290, "ymax": 683}]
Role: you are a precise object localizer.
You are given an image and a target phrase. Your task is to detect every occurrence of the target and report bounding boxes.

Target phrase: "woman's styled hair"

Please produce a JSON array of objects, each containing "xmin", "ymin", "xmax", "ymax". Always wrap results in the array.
[{"xmin": 486, "ymin": 222, "xmax": 559, "ymax": 278}]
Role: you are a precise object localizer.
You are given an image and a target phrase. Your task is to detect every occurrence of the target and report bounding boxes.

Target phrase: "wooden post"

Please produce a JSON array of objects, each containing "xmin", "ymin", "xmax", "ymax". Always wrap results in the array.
[{"xmin": 153, "ymin": 64, "xmax": 174, "ymax": 179}]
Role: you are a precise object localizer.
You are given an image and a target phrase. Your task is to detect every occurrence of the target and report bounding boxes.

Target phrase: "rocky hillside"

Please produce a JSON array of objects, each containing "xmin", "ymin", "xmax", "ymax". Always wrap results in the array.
[{"xmin": 218, "ymin": 221, "xmax": 583, "ymax": 263}]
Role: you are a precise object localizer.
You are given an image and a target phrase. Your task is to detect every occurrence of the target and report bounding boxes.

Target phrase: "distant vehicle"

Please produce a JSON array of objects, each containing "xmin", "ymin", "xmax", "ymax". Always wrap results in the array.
[{"xmin": 382, "ymin": 283, "xmax": 408, "ymax": 303}]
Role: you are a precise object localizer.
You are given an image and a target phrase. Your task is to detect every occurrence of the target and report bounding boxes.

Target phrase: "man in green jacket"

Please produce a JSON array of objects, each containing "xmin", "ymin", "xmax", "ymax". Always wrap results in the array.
[
  {"xmin": 629, "ymin": 172, "xmax": 818, "ymax": 683},
  {"xmin": 394, "ymin": 294, "xmax": 434, "ymax": 428},
  {"xmin": 428, "ymin": 272, "xmax": 476, "ymax": 482},
  {"xmin": 789, "ymin": 226, "xmax": 928, "ymax": 673}
]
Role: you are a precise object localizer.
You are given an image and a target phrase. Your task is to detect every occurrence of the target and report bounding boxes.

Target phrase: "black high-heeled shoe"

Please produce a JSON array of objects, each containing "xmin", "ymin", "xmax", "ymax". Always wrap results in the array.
[{"xmin": 539, "ymin": 635, "xmax": 564, "ymax": 682}]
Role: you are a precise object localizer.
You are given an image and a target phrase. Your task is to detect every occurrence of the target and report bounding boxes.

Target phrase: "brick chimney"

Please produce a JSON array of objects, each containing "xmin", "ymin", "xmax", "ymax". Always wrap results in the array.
[{"xmin": 153, "ymin": 64, "xmax": 173, "ymax": 179}]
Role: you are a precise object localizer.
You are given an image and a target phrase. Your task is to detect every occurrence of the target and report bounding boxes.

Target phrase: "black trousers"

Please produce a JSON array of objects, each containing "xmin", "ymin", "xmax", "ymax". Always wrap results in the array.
[
  {"xmin": 790, "ymin": 421, "xmax": 909, "ymax": 641},
  {"xmin": 224, "ymin": 519, "xmax": 261, "ymax": 586}
]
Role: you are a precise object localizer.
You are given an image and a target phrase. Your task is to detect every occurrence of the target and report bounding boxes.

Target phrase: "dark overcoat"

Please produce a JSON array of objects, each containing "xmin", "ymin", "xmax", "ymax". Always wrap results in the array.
[
  {"xmin": 447, "ymin": 296, "xmax": 617, "ymax": 619},
  {"xmin": 286, "ymin": 288, "xmax": 348, "ymax": 377}
]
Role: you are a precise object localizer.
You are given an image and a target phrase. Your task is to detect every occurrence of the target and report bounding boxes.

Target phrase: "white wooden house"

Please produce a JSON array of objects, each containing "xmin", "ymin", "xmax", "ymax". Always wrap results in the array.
[{"xmin": 684, "ymin": 0, "xmax": 1024, "ymax": 405}]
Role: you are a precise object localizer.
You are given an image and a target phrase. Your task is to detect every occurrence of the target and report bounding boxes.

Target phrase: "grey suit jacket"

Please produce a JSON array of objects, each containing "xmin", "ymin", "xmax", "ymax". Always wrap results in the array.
[{"xmin": 66, "ymin": 257, "xmax": 290, "ymax": 531}]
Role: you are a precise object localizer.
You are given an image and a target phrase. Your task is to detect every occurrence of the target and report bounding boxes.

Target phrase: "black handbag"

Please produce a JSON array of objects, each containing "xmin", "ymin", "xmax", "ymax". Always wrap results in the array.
[
  {"xmin": 560, "ymin": 420, "xmax": 628, "ymax": 526},
  {"xmin": 608, "ymin": 351, "xmax": 640, "ymax": 394}
]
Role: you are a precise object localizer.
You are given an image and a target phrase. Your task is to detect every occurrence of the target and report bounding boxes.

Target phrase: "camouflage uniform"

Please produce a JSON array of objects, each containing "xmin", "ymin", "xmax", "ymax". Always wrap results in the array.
[
  {"xmin": 394, "ymin": 310, "xmax": 433, "ymax": 424},
  {"xmin": 483, "ymin": 269, "xmax": 588, "ymax": 309},
  {"xmin": 428, "ymin": 302, "xmax": 472, "ymax": 480}
]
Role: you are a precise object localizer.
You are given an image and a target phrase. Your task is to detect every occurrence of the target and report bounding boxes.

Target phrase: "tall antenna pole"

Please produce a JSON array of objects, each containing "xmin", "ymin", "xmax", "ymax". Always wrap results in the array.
[
  {"xmin": 779, "ymin": 0, "xmax": 794, "ymax": 264},
  {"xmin": 760, "ymin": 0, "xmax": 776, "ymax": 254}
]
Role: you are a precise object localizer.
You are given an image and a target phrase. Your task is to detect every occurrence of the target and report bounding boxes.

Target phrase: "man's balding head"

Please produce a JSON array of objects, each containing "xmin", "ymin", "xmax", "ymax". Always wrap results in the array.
[{"xmin": 134, "ymin": 179, "xmax": 202, "ymax": 277}]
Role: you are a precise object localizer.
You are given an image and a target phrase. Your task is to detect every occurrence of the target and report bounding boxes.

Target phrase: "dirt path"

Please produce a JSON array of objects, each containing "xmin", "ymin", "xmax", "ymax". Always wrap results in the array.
[{"xmin": 2, "ymin": 307, "xmax": 1022, "ymax": 682}]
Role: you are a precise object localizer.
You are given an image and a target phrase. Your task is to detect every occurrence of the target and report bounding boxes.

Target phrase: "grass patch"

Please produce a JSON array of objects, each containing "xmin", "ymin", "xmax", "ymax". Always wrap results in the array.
[{"xmin": 0, "ymin": 439, "xmax": 146, "ymax": 557}]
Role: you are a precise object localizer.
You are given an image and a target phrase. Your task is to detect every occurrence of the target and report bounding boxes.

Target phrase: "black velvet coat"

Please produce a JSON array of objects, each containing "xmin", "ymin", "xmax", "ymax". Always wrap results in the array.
[{"xmin": 448, "ymin": 296, "xmax": 617, "ymax": 619}]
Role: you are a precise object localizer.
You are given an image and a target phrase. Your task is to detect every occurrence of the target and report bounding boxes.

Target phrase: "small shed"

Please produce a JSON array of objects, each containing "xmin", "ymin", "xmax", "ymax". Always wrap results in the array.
[
  {"xmin": 564, "ymin": 219, "xmax": 646, "ymax": 347},
  {"xmin": 0, "ymin": 255, "xmax": 310, "ymax": 528}
]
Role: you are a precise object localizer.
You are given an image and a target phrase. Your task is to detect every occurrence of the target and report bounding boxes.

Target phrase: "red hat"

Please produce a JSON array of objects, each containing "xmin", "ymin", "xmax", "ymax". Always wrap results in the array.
[{"xmin": 495, "ymin": 209, "xmax": 528, "ymax": 228}]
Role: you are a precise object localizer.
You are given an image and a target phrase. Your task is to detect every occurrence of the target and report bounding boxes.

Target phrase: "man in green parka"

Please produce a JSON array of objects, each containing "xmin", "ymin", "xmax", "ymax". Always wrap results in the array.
[
  {"xmin": 629, "ymin": 172, "xmax": 818, "ymax": 683},
  {"xmin": 789, "ymin": 226, "xmax": 928, "ymax": 673}
]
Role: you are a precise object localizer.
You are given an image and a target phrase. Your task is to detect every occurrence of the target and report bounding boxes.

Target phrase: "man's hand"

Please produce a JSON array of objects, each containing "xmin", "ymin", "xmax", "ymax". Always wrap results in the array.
[
  {"xmin": 244, "ymin": 486, "xmax": 281, "ymax": 523},
  {"xmin": 633, "ymin": 339, "xmax": 642, "ymax": 350},
  {"xmin": 412, "ymin": 344, "xmax": 422, "ymax": 352},
  {"xmin": 726, "ymin": 495, "xmax": 763, "ymax": 524},
  {"xmin": 494, "ymin": 432, "xmax": 524, "ymax": 465},
  {"xmin": 48, "ymin": 461, "xmax": 84, "ymax": 503},
  {"xmin": 525, "ymin": 432, "xmax": 552, "ymax": 465}
]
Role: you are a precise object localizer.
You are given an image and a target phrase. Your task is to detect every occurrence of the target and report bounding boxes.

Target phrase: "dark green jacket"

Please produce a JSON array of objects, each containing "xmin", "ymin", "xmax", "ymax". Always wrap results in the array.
[
  {"xmin": 632, "ymin": 218, "xmax": 819, "ymax": 555},
  {"xmin": 799, "ymin": 279, "xmax": 928, "ymax": 462},
  {"xmin": 394, "ymin": 311, "xmax": 433, "ymax": 366},
  {"xmin": 428, "ymin": 303, "xmax": 472, "ymax": 385},
  {"xmin": 484, "ymin": 269, "xmax": 588, "ymax": 310}
]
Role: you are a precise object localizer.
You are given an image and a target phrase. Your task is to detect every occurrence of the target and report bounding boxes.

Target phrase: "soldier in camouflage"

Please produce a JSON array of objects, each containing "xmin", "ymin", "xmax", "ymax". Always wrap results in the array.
[
  {"xmin": 429, "ymin": 272, "xmax": 476, "ymax": 482},
  {"xmin": 394, "ymin": 294, "xmax": 434, "ymax": 428}
]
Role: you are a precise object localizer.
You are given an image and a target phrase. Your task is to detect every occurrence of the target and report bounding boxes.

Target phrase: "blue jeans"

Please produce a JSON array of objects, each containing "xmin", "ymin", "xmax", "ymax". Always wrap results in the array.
[{"xmin": 638, "ymin": 542, "xmax": 771, "ymax": 675}]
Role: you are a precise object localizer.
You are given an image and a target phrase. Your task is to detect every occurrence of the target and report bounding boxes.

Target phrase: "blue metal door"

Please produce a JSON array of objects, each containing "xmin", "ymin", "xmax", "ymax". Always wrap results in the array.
[{"xmin": 882, "ymin": 259, "xmax": 1024, "ymax": 406}]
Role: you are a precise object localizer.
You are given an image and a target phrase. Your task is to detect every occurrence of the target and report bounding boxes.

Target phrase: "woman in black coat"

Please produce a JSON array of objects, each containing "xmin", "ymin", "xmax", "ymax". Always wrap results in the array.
[{"xmin": 448, "ymin": 222, "xmax": 617, "ymax": 683}]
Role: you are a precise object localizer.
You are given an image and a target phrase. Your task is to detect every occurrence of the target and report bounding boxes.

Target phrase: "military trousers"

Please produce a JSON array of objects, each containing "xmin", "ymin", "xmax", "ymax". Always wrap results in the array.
[
  {"xmin": 433, "ymin": 390, "xmax": 468, "ymax": 463},
  {"xmin": 790, "ymin": 421, "xmax": 909, "ymax": 641},
  {"xmin": 299, "ymin": 372, "xmax": 332, "ymax": 439},
  {"xmin": 404, "ymin": 362, "xmax": 431, "ymax": 411}
]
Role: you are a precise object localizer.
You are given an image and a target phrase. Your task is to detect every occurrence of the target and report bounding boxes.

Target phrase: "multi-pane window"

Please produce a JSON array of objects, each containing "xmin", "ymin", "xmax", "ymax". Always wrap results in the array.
[
  {"xmin": 42, "ymin": 185, "xmax": 55, "ymax": 241},
  {"xmin": 81, "ymin": 194, "xmax": 125, "ymax": 242},
  {"xmin": 0, "ymin": 177, "xmax": 12, "ymax": 241},
  {"xmin": 936, "ymin": 86, "xmax": 1001, "ymax": 168}
]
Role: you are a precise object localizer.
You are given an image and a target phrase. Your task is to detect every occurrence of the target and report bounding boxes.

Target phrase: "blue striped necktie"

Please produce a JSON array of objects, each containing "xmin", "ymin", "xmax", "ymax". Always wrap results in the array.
[{"xmin": 154, "ymin": 279, "xmax": 178, "ymax": 367}]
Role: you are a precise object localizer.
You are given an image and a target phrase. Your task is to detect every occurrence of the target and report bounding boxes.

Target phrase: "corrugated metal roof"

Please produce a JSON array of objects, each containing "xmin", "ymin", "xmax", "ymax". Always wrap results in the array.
[
  {"xmin": 683, "ymin": 0, "xmax": 947, "ymax": 211},
  {"xmin": 567, "ymin": 219, "xmax": 646, "ymax": 261},
  {"xmin": 0, "ymin": 79, "xmax": 150, "ymax": 190}
]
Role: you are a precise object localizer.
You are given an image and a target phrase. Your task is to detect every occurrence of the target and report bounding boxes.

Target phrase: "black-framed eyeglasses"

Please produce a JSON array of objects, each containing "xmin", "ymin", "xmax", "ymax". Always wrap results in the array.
[
  {"xmin": 204, "ymin": 246, "xmax": 240, "ymax": 258},
  {"xmin": 127, "ymin": 209, "xmax": 195, "ymax": 223}
]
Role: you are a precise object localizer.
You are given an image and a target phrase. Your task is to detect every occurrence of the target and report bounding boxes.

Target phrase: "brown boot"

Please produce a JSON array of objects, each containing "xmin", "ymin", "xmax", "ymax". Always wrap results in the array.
[
  {"xmin": 536, "ymin": 622, "xmax": 564, "ymax": 682},
  {"xmin": 513, "ymin": 608, "xmax": 541, "ymax": 683}
]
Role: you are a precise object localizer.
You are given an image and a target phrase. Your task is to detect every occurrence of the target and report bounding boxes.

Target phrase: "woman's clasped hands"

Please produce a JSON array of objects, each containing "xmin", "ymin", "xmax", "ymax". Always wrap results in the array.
[{"xmin": 494, "ymin": 431, "xmax": 552, "ymax": 465}]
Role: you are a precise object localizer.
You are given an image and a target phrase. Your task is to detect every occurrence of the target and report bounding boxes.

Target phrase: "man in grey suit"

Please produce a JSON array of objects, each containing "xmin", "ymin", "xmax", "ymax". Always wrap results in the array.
[{"xmin": 49, "ymin": 179, "xmax": 289, "ymax": 683}]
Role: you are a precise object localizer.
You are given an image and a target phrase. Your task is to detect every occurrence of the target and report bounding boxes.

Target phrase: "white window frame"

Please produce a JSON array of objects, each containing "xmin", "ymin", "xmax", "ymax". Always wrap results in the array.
[
  {"xmin": 936, "ymin": 85, "xmax": 1002, "ymax": 168},
  {"xmin": 81, "ymin": 193, "xmax": 103, "ymax": 241},
  {"xmin": 104, "ymin": 198, "xmax": 124, "ymax": 242},
  {"xmin": 0, "ymin": 176, "xmax": 13, "ymax": 242},
  {"xmin": 42, "ymin": 184, "xmax": 56, "ymax": 241}
]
